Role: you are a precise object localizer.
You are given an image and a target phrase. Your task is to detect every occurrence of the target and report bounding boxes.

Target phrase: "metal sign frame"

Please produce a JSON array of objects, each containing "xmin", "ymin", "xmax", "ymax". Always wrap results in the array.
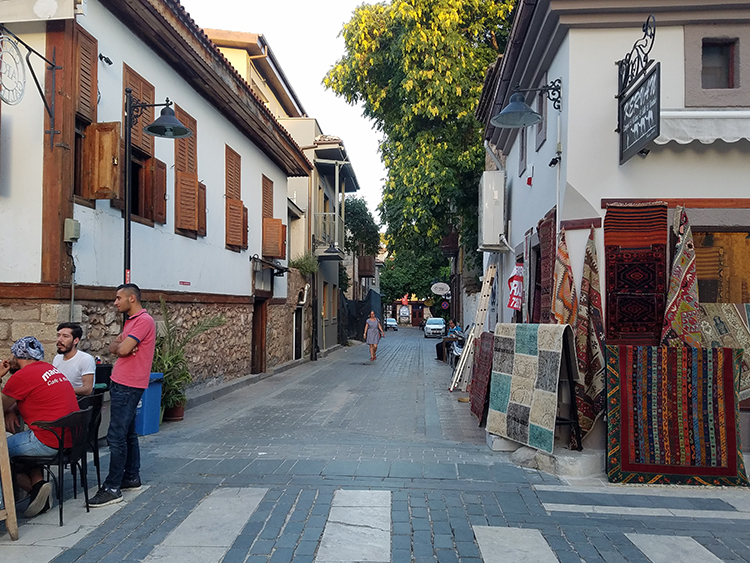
[{"xmin": 618, "ymin": 62, "xmax": 661, "ymax": 164}]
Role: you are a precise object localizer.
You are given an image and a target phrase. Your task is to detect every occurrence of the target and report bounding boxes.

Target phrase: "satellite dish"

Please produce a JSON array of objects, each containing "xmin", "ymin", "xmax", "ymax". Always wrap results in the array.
[{"xmin": 431, "ymin": 282, "xmax": 450, "ymax": 296}]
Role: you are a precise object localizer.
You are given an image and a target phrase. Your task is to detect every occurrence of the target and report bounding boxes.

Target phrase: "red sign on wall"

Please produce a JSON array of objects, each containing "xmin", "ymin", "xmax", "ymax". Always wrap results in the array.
[{"xmin": 507, "ymin": 263, "xmax": 523, "ymax": 311}]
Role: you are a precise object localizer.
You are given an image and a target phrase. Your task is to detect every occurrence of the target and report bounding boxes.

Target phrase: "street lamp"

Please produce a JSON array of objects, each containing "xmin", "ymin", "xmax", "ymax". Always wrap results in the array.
[
  {"xmin": 123, "ymin": 87, "xmax": 191, "ymax": 283},
  {"xmin": 490, "ymin": 79, "xmax": 562, "ymax": 129}
]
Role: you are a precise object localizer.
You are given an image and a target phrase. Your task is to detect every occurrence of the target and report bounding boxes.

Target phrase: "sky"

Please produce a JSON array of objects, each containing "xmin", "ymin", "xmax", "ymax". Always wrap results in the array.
[{"xmin": 178, "ymin": 0, "xmax": 386, "ymax": 219}]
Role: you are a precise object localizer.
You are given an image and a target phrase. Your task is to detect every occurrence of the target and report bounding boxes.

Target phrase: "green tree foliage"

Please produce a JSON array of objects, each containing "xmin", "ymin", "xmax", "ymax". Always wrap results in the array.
[
  {"xmin": 325, "ymin": 0, "xmax": 514, "ymax": 265},
  {"xmin": 379, "ymin": 245, "xmax": 449, "ymax": 303},
  {"xmin": 344, "ymin": 196, "xmax": 380, "ymax": 256}
]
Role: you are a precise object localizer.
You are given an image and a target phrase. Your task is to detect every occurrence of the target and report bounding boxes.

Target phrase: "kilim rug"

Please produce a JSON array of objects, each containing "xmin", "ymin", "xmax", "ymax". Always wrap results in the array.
[
  {"xmin": 604, "ymin": 203, "xmax": 668, "ymax": 345},
  {"xmin": 606, "ymin": 345, "xmax": 748, "ymax": 486},
  {"xmin": 469, "ymin": 332, "xmax": 495, "ymax": 425},
  {"xmin": 552, "ymin": 229, "xmax": 578, "ymax": 326},
  {"xmin": 538, "ymin": 208, "xmax": 557, "ymax": 324},
  {"xmin": 661, "ymin": 208, "xmax": 701, "ymax": 347},
  {"xmin": 700, "ymin": 303, "xmax": 750, "ymax": 400},
  {"xmin": 488, "ymin": 323, "xmax": 575, "ymax": 454},
  {"xmin": 573, "ymin": 226, "xmax": 606, "ymax": 450}
]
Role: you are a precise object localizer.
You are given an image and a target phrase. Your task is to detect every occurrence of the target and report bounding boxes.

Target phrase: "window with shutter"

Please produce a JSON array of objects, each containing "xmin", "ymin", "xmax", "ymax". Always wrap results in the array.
[
  {"xmin": 82, "ymin": 122, "xmax": 121, "ymax": 199},
  {"xmin": 122, "ymin": 64, "xmax": 154, "ymax": 156},
  {"xmin": 242, "ymin": 206, "xmax": 249, "ymax": 250},
  {"xmin": 173, "ymin": 106, "xmax": 199, "ymax": 236},
  {"xmin": 262, "ymin": 175, "xmax": 273, "ymax": 219},
  {"xmin": 226, "ymin": 198, "xmax": 244, "ymax": 247},
  {"xmin": 153, "ymin": 159, "xmax": 167, "ymax": 224},
  {"xmin": 75, "ymin": 25, "xmax": 97, "ymax": 123},
  {"xmin": 198, "ymin": 182, "xmax": 207, "ymax": 236},
  {"xmin": 263, "ymin": 218, "xmax": 284, "ymax": 258},
  {"xmin": 225, "ymin": 145, "xmax": 241, "ymax": 200},
  {"xmin": 175, "ymin": 170, "xmax": 199, "ymax": 231}
]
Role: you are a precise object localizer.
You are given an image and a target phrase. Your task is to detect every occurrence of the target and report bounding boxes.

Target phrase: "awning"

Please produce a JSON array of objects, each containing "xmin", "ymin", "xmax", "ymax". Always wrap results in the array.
[{"xmin": 654, "ymin": 110, "xmax": 750, "ymax": 145}]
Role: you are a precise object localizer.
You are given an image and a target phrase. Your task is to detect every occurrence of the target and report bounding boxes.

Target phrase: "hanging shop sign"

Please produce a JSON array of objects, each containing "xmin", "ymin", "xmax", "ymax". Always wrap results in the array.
[
  {"xmin": 616, "ymin": 15, "xmax": 660, "ymax": 165},
  {"xmin": 431, "ymin": 282, "xmax": 450, "ymax": 296},
  {"xmin": 507, "ymin": 263, "xmax": 523, "ymax": 311}
]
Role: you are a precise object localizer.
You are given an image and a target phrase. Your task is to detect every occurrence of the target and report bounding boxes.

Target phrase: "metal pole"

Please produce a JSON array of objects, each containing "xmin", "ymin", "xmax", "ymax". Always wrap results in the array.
[
  {"xmin": 334, "ymin": 162, "xmax": 340, "ymax": 248},
  {"xmin": 124, "ymin": 88, "xmax": 133, "ymax": 284}
]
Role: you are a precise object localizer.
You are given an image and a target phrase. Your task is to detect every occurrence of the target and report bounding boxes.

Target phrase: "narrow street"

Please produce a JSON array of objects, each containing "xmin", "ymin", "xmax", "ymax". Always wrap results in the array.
[{"xmin": 3, "ymin": 327, "xmax": 750, "ymax": 562}]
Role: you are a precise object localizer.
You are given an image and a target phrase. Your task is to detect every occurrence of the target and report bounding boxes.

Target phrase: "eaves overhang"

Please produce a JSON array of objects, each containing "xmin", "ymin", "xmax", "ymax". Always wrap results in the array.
[
  {"xmin": 103, "ymin": 0, "xmax": 312, "ymax": 177},
  {"xmin": 313, "ymin": 145, "xmax": 360, "ymax": 193}
]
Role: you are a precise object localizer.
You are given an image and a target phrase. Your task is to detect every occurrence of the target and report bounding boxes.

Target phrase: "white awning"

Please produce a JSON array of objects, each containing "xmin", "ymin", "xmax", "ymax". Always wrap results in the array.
[{"xmin": 654, "ymin": 110, "xmax": 750, "ymax": 145}]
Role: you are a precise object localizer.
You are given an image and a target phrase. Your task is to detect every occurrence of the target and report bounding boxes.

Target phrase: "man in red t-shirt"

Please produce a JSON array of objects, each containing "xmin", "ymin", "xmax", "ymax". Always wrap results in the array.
[
  {"xmin": 1, "ymin": 336, "xmax": 79, "ymax": 517},
  {"xmin": 89, "ymin": 283, "xmax": 156, "ymax": 508}
]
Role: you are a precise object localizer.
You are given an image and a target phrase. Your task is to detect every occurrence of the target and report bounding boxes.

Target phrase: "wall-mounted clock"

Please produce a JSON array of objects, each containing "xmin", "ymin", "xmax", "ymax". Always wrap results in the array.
[{"xmin": 0, "ymin": 35, "xmax": 26, "ymax": 105}]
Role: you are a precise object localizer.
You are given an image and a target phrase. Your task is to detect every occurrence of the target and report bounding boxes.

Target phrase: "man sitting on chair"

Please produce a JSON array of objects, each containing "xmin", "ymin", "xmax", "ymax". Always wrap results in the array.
[
  {"xmin": 53, "ymin": 322, "xmax": 95, "ymax": 396},
  {"xmin": 1, "ymin": 336, "xmax": 79, "ymax": 517}
]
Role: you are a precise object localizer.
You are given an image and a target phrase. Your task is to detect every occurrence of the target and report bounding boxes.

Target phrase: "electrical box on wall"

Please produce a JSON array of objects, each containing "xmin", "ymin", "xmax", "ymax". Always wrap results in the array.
[
  {"xmin": 63, "ymin": 218, "xmax": 81, "ymax": 243},
  {"xmin": 478, "ymin": 170, "xmax": 508, "ymax": 252}
]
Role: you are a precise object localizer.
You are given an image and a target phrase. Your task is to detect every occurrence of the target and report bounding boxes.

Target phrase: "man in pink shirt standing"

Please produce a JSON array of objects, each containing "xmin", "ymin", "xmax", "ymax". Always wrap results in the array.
[{"xmin": 89, "ymin": 284, "xmax": 156, "ymax": 507}]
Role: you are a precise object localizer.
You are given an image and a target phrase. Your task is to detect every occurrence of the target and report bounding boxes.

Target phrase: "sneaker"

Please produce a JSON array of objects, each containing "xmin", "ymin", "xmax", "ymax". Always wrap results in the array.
[
  {"xmin": 88, "ymin": 487, "xmax": 122, "ymax": 508},
  {"xmin": 121, "ymin": 477, "xmax": 142, "ymax": 491},
  {"xmin": 24, "ymin": 481, "xmax": 52, "ymax": 518}
]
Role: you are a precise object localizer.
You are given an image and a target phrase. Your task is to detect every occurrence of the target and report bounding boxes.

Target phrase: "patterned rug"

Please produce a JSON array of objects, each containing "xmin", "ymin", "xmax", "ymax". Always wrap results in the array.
[
  {"xmin": 606, "ymin": 345, "xmax": 748, "ymax": 486},
  {"xmin": 661, "ymin": 208, "xmax": 701, "ymax": 346},
  {"xmin": 573, "ymin": 226, "xmax": 606, "ymax": 449},
  {"xmin": 694, "ymin": 246, "xmax": 726, "ymax": 303},
  {"xmin": 604, "ymin": 203, "xmax": 668, "ymax": 345},
  {"xmin": 552, "ymin": 229, "xmax": 577, "ymax": 326},
  {"xmin": 538, "ymin": 208, "xmax": 556, "ymax": 324},
  {"xmin": 488, "ymin": 323, "xmax": 575, "ymax": 454},
  {"xmin": 469, "ymin": 332, "xmax": 495, "ymax": 425},
  {"xmin": 700, "ymin": 303, "xmax": 750, "ymax": 400}
]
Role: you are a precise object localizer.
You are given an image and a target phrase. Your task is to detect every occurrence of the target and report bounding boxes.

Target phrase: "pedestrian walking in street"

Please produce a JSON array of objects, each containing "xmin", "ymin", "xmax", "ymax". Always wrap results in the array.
[
  {"xmin": 89, "ymin": 284, "xmax": 156, "ymax": 508},
  {"xmin": 364, "ymin": 310, "xmax": 385, "ymax": 361}
]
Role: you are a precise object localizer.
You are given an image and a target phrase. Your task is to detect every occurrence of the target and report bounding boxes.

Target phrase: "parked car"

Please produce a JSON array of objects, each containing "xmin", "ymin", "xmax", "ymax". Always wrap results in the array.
[
  {"xmin": 385, "ymin": 318, "xmax": 398, "ymax": 331},
  {"xmin": 423, "ymin": 317, "xmax": 446, "ymax": 338}
]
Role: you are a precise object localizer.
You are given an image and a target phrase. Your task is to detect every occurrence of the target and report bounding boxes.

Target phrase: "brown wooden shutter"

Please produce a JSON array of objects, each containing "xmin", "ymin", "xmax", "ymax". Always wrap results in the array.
[
  {"xmin": 242, "ymin": 206, "xmax": 248, "ymax": 249},
  {"xmin": 75, "ymin": 25, "xmax": 98, "ymax": 123},
  {"xmin": 198, "ymin": 182, "xmax": 207, "ymax": 236},
  {"xmin": 153, "ymin": 159, "xmax": 167, "ymax": 223},
  {"xmin": 82, "ymin": 122, "xmax": 121, "ymax": 199},
  {"xmin": 225, "ymin": 145, "xmax": 241, "ymax": 200},
  {"xmin": 122, "ymin": 64, "xmax": 154, "ymax": 156},
  {"xmin": 226, "ymin": 198, "xmax": 244, "ymax": 247},
  {"xmin": 175, "ymin": 106, "xmax": 197, "ymax": 174},
  {"xmin": 262, "ymin": 175, "xmax": 273, "ymax": 219},
  {"xmin": 263, "ymin": 218, "xmax": 284, "ymax": 257},
  {"xmin": 175, "ymin": 171, "xmax": 198, "ymax": 231},
  {"xmin": 140, "ymin": 159, "xmax": 152, "ymax": 218},
  {"xmin": 281, "ymin": 223, "xmax": 287, "ymax": 259}
]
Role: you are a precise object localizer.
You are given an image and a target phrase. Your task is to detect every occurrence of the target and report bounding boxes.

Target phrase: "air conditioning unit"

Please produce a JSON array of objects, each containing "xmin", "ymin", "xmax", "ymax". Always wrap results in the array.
[{"xmin": 478, "ymin": 170, "xmax": 508, "ymax": 252}]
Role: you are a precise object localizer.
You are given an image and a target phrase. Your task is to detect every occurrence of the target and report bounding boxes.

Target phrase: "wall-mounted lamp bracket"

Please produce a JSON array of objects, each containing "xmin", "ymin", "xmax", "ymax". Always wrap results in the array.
[{"xmin": 513, "ymin": 79, "xmax": 562, "ymax": 111}]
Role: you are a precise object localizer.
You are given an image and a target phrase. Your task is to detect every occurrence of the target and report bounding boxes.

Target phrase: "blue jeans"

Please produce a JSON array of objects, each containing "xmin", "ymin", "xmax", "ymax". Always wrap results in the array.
[
  {"xmin": 7, "ymin": 429, "xmax": 58, "ymax": 458},
  {"xmin": 104, "ymin": 382, "xmax": 144, "ymax": 491}
]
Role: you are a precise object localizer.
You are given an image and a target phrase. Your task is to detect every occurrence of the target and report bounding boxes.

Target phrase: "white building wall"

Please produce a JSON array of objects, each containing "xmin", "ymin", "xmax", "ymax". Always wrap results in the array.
[
  {"xmin": 0, "ymin": 23, "xmax": 47, "ymax": 283},
  {"xmin": 69, "ymin": 0, "xmax": 289, "ymax": 297}
]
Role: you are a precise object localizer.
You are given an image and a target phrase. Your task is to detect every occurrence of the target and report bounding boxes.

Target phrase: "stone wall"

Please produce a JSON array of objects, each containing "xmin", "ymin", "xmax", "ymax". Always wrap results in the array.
[{"xmin": 267, "ymin": 268, "xmax": 312, "ymax": 368}]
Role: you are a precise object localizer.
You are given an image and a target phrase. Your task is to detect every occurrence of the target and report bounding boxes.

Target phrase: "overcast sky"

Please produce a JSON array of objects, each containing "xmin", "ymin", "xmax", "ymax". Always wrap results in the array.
[{"xmin": 179, "ymin": 0, "xmax": 386, "ymax": 219}]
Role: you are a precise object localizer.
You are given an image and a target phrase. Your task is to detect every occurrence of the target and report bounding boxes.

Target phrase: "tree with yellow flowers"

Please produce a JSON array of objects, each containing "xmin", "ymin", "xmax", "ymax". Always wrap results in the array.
[{"xmin": 325, "ymin": 0, "xmax": 514, "ymax": 267}]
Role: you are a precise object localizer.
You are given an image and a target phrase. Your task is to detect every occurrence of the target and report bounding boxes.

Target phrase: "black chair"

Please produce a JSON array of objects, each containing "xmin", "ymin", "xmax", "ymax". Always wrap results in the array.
[
  {"xmin": 77, "ymin": 393, "xmax": 105, "ymax": 488},
  {"xmin": 12, "ymin": 407, "xmax": 93, "ymax": 526}
]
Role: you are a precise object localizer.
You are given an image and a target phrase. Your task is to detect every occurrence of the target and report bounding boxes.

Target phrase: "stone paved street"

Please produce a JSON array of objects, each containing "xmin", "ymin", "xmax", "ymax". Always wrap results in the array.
[{"xmin": 2, "ymin": 327, "xmax": 750, "ymax": 562}]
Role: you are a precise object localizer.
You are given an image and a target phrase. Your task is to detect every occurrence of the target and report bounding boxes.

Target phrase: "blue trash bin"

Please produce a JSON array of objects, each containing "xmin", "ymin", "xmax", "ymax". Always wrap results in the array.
[{"xmin": 135, "ymin": 372, "xmax": 163, "ymax": 436}]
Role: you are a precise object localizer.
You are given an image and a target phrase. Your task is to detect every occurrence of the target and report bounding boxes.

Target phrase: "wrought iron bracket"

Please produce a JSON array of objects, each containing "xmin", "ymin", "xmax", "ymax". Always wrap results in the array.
[
  {"xmin": 1, "ymin": 25, "xmax": 62, "ymax": 150},
  {"xmin": 513, "ymin": 79, "xmax": 562, "ymax": 111},
  {"xmin": 616, "ymin": 15, "xmax": 656, "ymax": 97},
  {"xmin": 126, "ymin": 88, "xmax": 172, "ymax": 129}
]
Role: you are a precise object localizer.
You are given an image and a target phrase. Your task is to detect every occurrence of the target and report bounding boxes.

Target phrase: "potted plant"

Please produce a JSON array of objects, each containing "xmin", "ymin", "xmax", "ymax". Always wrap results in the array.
[{"xmin": 152, "ymin": 298, "xmax": 225, "ymax": 421}]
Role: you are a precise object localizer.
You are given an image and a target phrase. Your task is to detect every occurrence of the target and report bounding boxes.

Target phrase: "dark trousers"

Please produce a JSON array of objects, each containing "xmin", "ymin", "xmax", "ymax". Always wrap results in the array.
[{"xmin": 104, "ymin": 381, "xmax": 144, "ymax": 491}]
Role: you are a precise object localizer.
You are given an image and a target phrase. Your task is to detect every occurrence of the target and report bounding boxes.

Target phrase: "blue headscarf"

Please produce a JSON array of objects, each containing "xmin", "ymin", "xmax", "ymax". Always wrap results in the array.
[{"xmin": 11, "ymin": 336, "xmax": 45, "ymax": 361}]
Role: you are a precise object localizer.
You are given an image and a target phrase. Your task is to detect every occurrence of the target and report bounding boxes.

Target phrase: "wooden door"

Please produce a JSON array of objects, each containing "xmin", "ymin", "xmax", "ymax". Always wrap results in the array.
[{"xmin": 252, "ymin": 299, "xmax": 267, "ymax": 374}]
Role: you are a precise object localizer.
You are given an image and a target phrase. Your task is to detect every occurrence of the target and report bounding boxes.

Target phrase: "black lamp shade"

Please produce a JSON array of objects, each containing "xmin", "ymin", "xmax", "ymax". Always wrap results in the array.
[
  {"xmin": 144, "ymin": 106, "xmax": 192, "ymax": 138},
  {"xmin": 490, "ymin": 92, "xmax": 543, "ymax": 129}
]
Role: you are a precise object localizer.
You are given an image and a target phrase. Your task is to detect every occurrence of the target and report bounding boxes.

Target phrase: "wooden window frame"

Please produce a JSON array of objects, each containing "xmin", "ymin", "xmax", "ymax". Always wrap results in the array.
[
  {"xmin": 173, "ymin": 105, "xmax": 204, "ymax": 238},
  {"xmin": 226, "ymin": 145, "xmax": 244, "ymax": 250}
]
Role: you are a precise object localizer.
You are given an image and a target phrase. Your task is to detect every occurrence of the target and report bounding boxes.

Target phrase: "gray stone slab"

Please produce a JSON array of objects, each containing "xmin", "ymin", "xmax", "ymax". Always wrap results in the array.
[
  {"xmin": 473, "ymin": 526, "xmax": 559, "ymax": 563},
  {"xmin": 625, "ymin": 533, "xmax": 725, "ymax": 563}
]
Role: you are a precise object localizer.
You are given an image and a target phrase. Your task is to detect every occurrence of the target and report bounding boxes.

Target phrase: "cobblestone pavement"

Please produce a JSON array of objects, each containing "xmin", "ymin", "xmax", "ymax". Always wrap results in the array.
[{"xmin": 2, "ymin": 327, "xmax": 750, "ymax": 562}]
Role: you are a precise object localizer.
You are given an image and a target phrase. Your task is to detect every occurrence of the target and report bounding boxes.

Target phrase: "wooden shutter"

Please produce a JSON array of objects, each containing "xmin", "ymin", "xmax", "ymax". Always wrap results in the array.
[
  {"xmin": 122, "ymin": 64, "xmax": 154, "ymax": 156},
  {"xmin": 175, "ymin": 171, "xmax": 198, "ymax": 231},
  {"xmin": 281, "ymin": 224, "xmax": 287, "ymax": 259},
  {"xmin": 75, "ymin": 25, "xmax": 98, "ymax": 123},
  {"xmin": 242, "ymin": 206, "xmax": 248, "ymax": 249},
  {"xmin": 82, "ymin": 122, "xmax": 121, "ymax": 199},
  {"xmin": 262, "ymin": 175, "xmax": 273, "ymax": 219},
  {"xmin": 153, "ymin": 158, "xmax": 167, "ymax": 224},
  {"xmin": 263, "ymin": 218, "xmax": 284, "ymax": 258},
  {"xmin": 225, "ymin": 145, "xmax": 241, "ymax": 200},
  {"xmin": 226, "ymin": 198, "xmax": 244, "ymax": 247},
  {"xmin": 174, "ymin": 105, "xmax": 197, "ymax": 174},
  {"xmin": 198, "ymin": 182, "xmax": 207, "ymax": 236}
]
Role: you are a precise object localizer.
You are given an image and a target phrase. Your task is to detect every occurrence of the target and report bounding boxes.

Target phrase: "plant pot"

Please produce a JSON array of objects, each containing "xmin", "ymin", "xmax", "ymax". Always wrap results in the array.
[{"xmin": 162, "ymin": 403, "xmax": 186, "ymax": 422}]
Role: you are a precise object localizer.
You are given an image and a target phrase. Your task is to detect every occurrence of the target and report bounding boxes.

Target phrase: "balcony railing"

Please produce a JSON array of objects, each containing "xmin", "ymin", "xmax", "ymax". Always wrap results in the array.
[{"xmin": 314, "ymin": 212, "xmax": 344, "ymax": 250}]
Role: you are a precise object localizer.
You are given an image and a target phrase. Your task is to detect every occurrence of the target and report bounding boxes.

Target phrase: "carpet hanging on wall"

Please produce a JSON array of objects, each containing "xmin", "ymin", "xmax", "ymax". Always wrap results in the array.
[
  {"xmin": 469, "ymin": 332, "xmax": 495, "ymax": 426},
  {"xmin": 537, "ymin": 208, "xmax": 557, "ymax": 324},
  {"xmin": 661, "ymin": 207, "xmax": 702, "ymax": 347},
  {"xmin": 604, "ymin": 202, "xmax": 668, "ymax": 345},
  {"xmin": 552, "ymin": 229, "xmax": 578, "ymax": 326},
  {"xmin": 606, "ymin": 345, "xmax": 748, "ymax": 486},
  {"xmin": 573, "ymin": 226, "xmax": 606, "ymax": 450},
  {"xmin": 487, "ymin": 323, "xmax": 576, "ymax": 454},
  {"xmin": 700, "ymin": 303, "xmax": 750, "ymax": 400}
]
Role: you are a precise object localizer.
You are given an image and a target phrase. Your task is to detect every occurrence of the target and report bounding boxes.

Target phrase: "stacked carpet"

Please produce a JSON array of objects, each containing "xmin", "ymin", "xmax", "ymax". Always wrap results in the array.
[
  {"xmin": 700, "ymin": 303, "xmax": 750, "ymax": 400},
  {"xmin": 606, "ymin": 345, "xmax": 748, "ymax": 486},
  {"xmin": 537, "ymin": 209, "xmax": 557, "ymax": 324},
  {"xmin": 604, "ymin": 203, "xmax": 668, "ymax": 345},
  {"xmin": 469, "ymin": 332, "xmax": 495, "ymax": 425}
]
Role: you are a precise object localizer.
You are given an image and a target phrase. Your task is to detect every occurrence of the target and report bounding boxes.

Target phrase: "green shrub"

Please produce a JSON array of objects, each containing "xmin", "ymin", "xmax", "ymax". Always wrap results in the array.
[{"xmin": 289, "ymin": 250, "xmax": 319, "ymax": 276}]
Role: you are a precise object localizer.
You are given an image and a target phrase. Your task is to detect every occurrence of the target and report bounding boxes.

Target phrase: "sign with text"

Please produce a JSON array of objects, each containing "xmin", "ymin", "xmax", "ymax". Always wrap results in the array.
[
  {"xmin": 507, "ymin": 263, "xmax": 523, "ymax": 311},
  {"xmin": 619, "ymin": 62, "xmax": 660, "ymax": 164}
]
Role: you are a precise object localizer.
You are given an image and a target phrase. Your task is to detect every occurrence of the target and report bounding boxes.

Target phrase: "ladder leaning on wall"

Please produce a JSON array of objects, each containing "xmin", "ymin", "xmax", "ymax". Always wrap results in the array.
[{"xmin": 449, "ymin": 262, "xmax": 497, "ymax": 392}]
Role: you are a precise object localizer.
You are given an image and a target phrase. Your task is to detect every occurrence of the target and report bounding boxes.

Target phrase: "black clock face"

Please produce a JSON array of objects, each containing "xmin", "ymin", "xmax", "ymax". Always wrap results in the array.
[{"xmin": 0, "ymin": 36, "xmax": 25, "ymax": 105}]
